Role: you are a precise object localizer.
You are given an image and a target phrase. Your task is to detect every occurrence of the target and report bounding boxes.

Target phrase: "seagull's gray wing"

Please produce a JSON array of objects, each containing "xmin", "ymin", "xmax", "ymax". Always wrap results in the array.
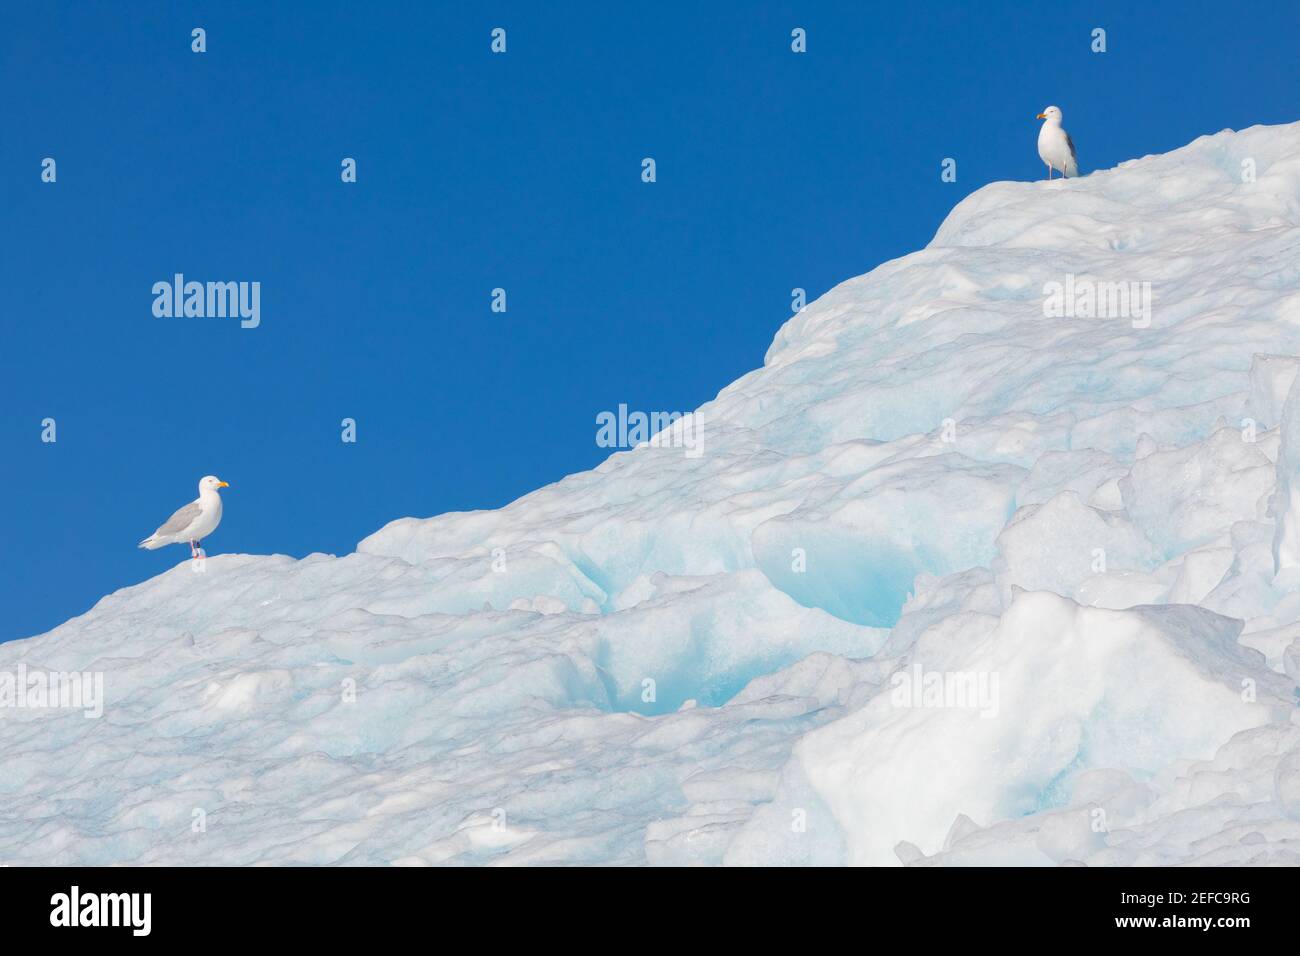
[
  {"xmin": 154, "ymin": 499, "xmax": 202, "ymax": 536},
  {"xmin": 1066, "ymin": 131, "xmax": 1076, "ymax": 162}
]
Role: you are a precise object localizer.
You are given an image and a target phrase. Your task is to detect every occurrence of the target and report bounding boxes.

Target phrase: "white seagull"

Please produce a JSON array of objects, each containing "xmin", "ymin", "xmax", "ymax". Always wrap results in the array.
[
  {"xmin": 1036, "ymin": 105, "xmax": 1078, "ymax": 179},
  {"xmin": 139, "ymin": 475, "xmax": 230, "ymax": 558}
]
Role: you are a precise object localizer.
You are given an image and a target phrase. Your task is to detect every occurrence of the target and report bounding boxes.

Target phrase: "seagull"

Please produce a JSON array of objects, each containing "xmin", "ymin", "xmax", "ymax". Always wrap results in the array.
[
  {"xmin": 1036, "ymin": 105, "xmax": 1078, "ymax": 179},
  {"xmin": 138, "ymin": 475, "xmax": 230, "ymax": 559}
]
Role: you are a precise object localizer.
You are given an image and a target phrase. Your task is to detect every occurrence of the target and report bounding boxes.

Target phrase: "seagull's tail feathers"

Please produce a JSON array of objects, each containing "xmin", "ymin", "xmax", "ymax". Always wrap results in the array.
[
  {"xmin": 1064, "ymin": 158, "xmax": 1079, "ymax": 178},
  {"xmin": 138, "ymin": 534, "xmax": 163, "ymax": 550}
]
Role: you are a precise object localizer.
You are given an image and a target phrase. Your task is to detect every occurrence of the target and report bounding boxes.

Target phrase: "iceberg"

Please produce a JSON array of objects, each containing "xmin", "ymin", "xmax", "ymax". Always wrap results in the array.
[{"xmin": 4, "ymin": 122, "xmax": 1300, "ymax": 866}]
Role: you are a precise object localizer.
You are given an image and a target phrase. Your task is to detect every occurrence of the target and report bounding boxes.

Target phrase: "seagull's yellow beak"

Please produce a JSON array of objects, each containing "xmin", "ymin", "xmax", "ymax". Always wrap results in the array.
[
  {"xmin": 218, "ymin": 481, "xmax": 230, "ymax": 488},
  {"xmin": 1036, "ymin": 113, "xmax": 1047, "ymax": 119}
]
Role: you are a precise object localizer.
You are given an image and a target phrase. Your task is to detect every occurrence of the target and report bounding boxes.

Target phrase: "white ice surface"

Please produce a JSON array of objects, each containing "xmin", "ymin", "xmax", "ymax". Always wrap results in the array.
[{"xmin": 4, "ymin": 123, "xmax": 1300, "ymax": 865}]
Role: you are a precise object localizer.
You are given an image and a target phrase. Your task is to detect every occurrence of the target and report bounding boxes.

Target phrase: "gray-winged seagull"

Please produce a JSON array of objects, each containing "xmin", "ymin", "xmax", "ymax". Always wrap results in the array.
[
  {"xmin": 1036, "ymin": 105, "xmax": 1078, "ymax": 179},
  {"xmin": 138, "ymin": 475, "xmax": 230, "ymax": 558}
]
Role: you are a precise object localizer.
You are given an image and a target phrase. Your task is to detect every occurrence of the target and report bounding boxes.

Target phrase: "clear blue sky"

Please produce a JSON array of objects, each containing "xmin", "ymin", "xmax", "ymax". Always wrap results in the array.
[{"xmin": 3, "ymin": 0, "xmax": 1297, "ymax": 642}]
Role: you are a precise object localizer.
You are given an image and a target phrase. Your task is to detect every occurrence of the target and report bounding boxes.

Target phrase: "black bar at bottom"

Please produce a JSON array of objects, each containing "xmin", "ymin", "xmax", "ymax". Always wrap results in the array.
[{"xmin": 0, "ymin": 864, "xmax": 1290, "ymax": 943}]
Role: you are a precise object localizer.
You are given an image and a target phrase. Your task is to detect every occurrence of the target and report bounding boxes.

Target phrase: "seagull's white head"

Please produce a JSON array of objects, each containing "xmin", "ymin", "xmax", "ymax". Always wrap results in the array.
[
  {"xmin": 199, "ymin": 475, "xmax": 230, "ymax": 494},
  {"xmin": 1037, "ymin": 105, "xmax": 1063, "ymax": 123}
]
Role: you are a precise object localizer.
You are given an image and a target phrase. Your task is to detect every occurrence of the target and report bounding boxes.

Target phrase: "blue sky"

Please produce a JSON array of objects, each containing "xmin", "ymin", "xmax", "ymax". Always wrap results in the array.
[{"xmin": 3, "ymin": 0, "xmax": 1298, "ymax": 642}]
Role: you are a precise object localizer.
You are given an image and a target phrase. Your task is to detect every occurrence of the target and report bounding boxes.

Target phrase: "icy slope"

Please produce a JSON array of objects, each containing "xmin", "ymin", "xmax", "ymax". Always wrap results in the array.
[{"xmin": 5, "ymin": 123, "xmax": 1300, "ymax": 866}]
